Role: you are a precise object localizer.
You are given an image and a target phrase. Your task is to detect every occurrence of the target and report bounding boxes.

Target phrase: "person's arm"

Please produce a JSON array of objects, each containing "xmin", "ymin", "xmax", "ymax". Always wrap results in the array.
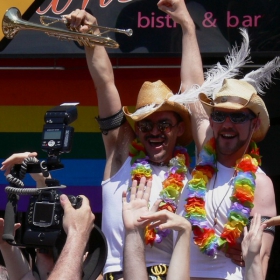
[
  {"xmin": 139, "ymin": 210, "xmax": 191, "ymax": 280},
  {"xmin": 122, "ymin": 177, "xmax": 192, "ymax": 280},
  {"xmin": 0, "ymin": 219, "xmax": 34, "ymax": 280},
  {"xmin": 167, "ymin": 221, "xmax": 191, "ymax": 280},
  {"xmin": 64, "ymin": 10, "xmax": 135, "ymax": 179},
  {"xmin": 242, "ymin": 213, "xmax": 266, "ymax": 280},
  {"xmin": 122, "ymin": 177, "xmax": 153, "ymax": 279},
  {"xmin": 48, "ymin": 195, "xmax": 95, "ymax": 280},
  {"xmin": 158, "ymin": 0, "xmax": 208, "ymax": 153},
  {"xmin": 0, "ymin": 152, "xmax": 49, "ymax": 188},
  {"xmin": 264, "ymin": 216, "xmax": 280, "ymax": 227},
  {"xmin": 250, "ymin": 173, "xmax": 276, "ymax": 279},
  {"xmin": 158, "ymin": 0, "xmax": 204, "ymax": 91}
]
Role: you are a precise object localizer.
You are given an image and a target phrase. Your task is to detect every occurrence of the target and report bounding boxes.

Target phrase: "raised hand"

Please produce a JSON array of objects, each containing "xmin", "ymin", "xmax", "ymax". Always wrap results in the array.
[
  {"xmin": 123, "ymin": 177, "xmax": 153, "ymax": 279},
  {"xmin": 242, "ymin": 213, "xmax": 266, "ymax": 261},
  {"xmin": 241, "ymin": 213, "xmax": 266, "ymax": 280},
  {"xmin": 157, "ymin": 0, "xmax": 190, "ymax": 25},
  {"xmin": 122, "ymin": 177, "xmax": 155, "ymax": 231},
  {"xmin": 0, "ymin": 218, "xmax": 20, "ymax": 247}
]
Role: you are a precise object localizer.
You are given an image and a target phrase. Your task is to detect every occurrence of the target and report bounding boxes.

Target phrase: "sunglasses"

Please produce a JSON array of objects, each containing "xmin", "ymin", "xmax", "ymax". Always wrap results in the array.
[
  {"xmin": 137, "ymin": 121, "xmax": 178, "ymax": 133},
  {"xmin": 211, "ymin": 111, "xmax": 256, "ymax": 124}
]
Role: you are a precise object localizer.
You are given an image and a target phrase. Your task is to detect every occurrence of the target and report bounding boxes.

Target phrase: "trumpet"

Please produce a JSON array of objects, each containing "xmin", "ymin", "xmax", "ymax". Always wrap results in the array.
[
  {"xmin": 2, "ymin": 7, "xmax": 133, "ymax": 49},
  {"xmin": 40, "ymin": 15, "xmax": 133, "ymax": 37}
]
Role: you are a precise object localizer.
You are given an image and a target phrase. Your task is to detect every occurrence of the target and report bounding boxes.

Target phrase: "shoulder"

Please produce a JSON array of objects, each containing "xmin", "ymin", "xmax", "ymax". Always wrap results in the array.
[
  {"xmin": 252, "ymin": 173, "xmax": 276, "ymax": 217},
  {"xmin": 255, "ymin": 172, "xmax": 273, "ymax": 188}
]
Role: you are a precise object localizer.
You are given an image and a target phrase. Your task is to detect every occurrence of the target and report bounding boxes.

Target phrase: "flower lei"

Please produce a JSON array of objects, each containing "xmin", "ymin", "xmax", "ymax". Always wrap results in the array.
[
  {"xmin": 129, "ymin": 138, "xmax": 190, "ymax": 245},
  {"xmin": 185, "ymin": 137, "xmax": 261, "ymax": 257}
]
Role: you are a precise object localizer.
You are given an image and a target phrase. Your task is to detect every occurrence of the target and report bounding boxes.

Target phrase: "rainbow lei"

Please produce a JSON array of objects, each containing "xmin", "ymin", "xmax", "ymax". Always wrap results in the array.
[
  {"xmin": 129, "ymin": 138, "xmax": 190, "ymax": 245},
  {"xmin": 185, "ymin": 138, "xmax": 261, "ymax": 257}
]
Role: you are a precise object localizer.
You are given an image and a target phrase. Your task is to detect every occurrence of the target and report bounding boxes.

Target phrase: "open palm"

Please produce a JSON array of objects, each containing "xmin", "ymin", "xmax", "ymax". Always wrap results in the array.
[
  {"xmin": 122, "ymin": 177, "xmax": 156, "ymax": 231},
  {"xmin": 242, "ymin": 213, "xmax": 265, "ymax": 260}
]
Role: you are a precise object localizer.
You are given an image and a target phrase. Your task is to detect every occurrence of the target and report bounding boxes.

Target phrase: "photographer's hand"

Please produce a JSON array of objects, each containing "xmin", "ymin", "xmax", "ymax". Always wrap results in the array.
[
  {"xmin": 48, "ymin": 195, "xmax": 95, "ymax": 280},
  {"xmin": 61, "ymin": 194, "xmax": 95, "ymax": 237},
  {"xmin": 1, "ymin": 152, "xmax": 49, "ymax": 188},
  {"xmin": 1, "ymin": 152, "xmax": 38, "ymax": 176}
]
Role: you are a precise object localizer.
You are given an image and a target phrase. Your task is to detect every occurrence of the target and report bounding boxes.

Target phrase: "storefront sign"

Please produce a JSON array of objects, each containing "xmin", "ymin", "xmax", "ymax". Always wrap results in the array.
[{"xmin": 0, "ymin": 0, "xmax": 279, "ymax": 56}]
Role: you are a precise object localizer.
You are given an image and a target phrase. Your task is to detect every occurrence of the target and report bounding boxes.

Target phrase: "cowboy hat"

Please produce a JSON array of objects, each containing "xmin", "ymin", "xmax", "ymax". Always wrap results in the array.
[
  {"xmin": 123, "ymin": 80, "xmax": 192, "ymax": 146},
  {"xmin": 199, "ymin": 79, "xmax": 269, "ymax": 142}
]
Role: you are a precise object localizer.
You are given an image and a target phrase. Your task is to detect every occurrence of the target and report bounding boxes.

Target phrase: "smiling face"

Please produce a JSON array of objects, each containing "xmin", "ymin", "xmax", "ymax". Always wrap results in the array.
[
  {"xmin": 210, "ymin": 108, "xmax": 259, "ymax": 167},
  {"xmin": 135, "ymin": 111, "xmax": 185, "ymax": 164}
]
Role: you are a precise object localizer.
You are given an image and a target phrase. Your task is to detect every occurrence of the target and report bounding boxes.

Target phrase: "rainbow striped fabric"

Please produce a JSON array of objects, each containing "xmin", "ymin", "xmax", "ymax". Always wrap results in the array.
[
  {"xmin": 0, "ymin": 65, "xmax": 195, "ymax": 213},
  {"xmin": 0, "ymin": 105, "xmax": 106, "ymax": 212}
]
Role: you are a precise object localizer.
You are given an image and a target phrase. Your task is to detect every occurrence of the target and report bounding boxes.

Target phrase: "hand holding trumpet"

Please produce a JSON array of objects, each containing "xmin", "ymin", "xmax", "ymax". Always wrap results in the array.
[{"xmin": 62, "ymin": 10, "xmax": 100, "ymax": 35}]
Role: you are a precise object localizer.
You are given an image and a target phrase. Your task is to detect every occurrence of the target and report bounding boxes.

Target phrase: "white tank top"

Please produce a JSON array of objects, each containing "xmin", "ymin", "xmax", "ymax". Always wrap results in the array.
[
  {"xmin": 102, "ymin": 157, "xmax": 183, "ymax": 274},
  {"xmin": 176, "ymin": 162, "xmax": 264, "ymax": 280}
]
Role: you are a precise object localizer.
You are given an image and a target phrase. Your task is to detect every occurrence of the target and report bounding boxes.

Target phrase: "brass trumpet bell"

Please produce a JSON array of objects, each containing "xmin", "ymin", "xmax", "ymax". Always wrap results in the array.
[{"xmin": 2, "ymin": 7, "xmax": 133, "ymax": 49}]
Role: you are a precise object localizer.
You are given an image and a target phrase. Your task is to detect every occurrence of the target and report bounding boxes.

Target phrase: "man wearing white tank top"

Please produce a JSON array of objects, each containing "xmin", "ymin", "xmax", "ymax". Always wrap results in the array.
[
  {"xmin": 176, "ymin": 76, "xmax": 278, "ymax": 280},
  {"xmin": 65, "ymin": 0, "xmax": 206, "ymax": 279}
]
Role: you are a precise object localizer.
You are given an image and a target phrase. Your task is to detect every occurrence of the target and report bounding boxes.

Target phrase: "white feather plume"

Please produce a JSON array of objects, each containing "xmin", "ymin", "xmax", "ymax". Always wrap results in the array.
[
  {"xmin": 129, "ymin": 103, "xmax": 162, "ymax": 117},
  {"xmin": 169, "ymin": 28, "xmax": 251, "ymax": 105},
  {"xmin": 242, "ymin": 56, "xmax": 280, "ymax": 95}
]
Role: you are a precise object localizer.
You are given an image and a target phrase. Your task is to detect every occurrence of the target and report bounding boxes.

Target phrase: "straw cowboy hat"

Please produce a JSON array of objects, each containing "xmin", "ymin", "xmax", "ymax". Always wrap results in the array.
[
  {"xmin": 123, "ymin": 80, "xmax": 192, "ymax": 146},
  {"xmin": 199, "ymin": 79, "xmax": 270, "ymax": 142}
]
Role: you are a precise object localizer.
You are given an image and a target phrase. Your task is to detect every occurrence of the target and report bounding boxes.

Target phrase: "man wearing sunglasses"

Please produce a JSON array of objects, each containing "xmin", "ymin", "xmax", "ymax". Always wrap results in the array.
[
  {"xmin": 175, "ymin": 78, "xmax": 276, "ymax": 279},
  {"xmin": 65, "ymin": 0, "xmax": 205, "ymax": 279}
]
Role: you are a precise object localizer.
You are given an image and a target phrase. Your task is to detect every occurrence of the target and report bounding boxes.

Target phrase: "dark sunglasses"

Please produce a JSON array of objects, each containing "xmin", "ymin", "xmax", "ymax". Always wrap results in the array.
[
  {"xmin": 137, "ymin": 121, "xmax": 178, "ymax": 133},
  {"xmin": 211, "ymin": 111, "xmax": 256, "ymax": 124}
]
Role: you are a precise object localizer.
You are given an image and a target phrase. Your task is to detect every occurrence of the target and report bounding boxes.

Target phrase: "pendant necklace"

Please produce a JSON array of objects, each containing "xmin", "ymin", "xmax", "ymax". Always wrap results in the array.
[{"xmin": 211, "ymin": 167, "xmax": 236, "ymax": 227}]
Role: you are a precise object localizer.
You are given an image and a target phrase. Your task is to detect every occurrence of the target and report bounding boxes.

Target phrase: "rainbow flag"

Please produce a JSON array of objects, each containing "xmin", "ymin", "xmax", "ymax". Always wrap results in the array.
[
  {"xmin": 0, "ymin": 104, "xmax": 107, "ymax": 213},
  {"xmin": 0, "ymin": 66, "xmax": 195, "ymax": 213},
  {"xmin": 0, "ymin": 65, "xmax": 116, "ymax": 213}
]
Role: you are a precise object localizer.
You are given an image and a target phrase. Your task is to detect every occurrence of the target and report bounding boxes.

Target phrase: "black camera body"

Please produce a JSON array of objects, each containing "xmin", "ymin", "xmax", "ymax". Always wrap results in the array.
[
  {"xmin": 23, "ymin": 189, "xmax": 82, "ymax": 247},
  {"xmin": 3, "ymin": 103, "xmax": 79, "ymax": 247}
]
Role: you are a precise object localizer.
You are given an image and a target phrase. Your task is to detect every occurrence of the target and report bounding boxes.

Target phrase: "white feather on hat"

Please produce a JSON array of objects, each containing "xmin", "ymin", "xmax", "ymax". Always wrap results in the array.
[
  {"xmin": 170, "ymin": 28, "xmax": 251, "ymax": 104},
  {"xmin": 173, "ymin": 29, "xmax": 280, "ymax": 141}
]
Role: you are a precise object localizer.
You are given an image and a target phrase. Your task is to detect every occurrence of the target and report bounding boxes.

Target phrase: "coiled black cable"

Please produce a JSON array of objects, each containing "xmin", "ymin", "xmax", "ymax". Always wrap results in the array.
[
  {"xmin": 5, "ymin": 157, "xmax": 41, "ymax": 195},
  {"xmin": 19, "ymin": 157, "xmax": 38, "ymax": 180}
]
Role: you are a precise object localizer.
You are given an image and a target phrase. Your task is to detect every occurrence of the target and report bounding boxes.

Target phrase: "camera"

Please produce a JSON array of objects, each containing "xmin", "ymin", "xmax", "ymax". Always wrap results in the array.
[
  {"xmin": 2, "ymin": 103, "xmax": 108, "ymax": 279},
  {"xmin": 3, "ymin": 103, "xmax": 80, "ymax": 248},
  {"xmin": 23, "ymin": 189, "xmax": 82, "ymax": 247}
]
